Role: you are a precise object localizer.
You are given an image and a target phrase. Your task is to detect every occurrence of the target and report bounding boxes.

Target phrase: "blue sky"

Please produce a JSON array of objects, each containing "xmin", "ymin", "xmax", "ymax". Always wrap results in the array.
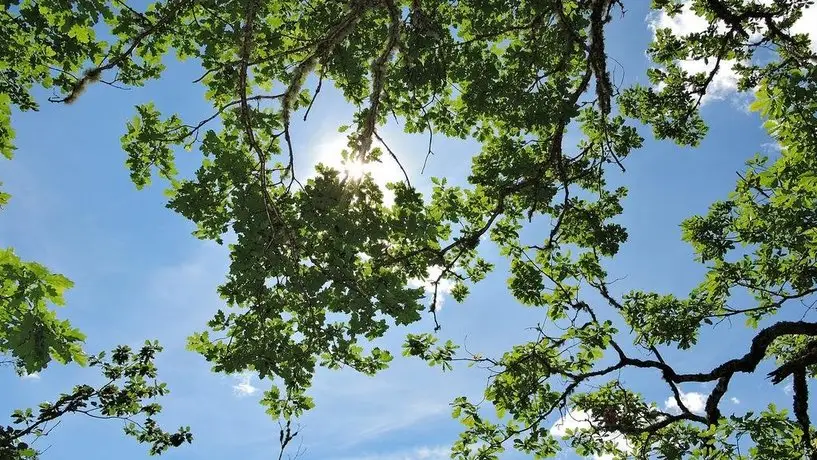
[{"xmin": 2, "ymin": 2, "xmax": 815, "ymax": 459}]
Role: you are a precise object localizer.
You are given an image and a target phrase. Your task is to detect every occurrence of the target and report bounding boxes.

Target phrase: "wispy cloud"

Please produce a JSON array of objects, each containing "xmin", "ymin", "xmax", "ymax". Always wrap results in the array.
[
  {"xmin": 331, "ymin": 445, "xmax": 451, "ymax": 460},
  {"xmin": 306, "ymin": 364, "xmax": 466, "ymax": 453},
  {"xmin": 232, "ymin": 372, "xmax": 259, "ymax": 397},
  {"xmin": 142, "ymin": 240, "xmax": 231, "ymax": 349},
  {"xmin": 356, "ymin": 400, "xmax": 448, "ymax": 440},
  {"xmin": 785, "ymin": 382, "xmax": 794, "ymax": 395},
  {"xmin": 20, "ymin": 372, "xmax": 40, "ymax": 380},
  {"xmin": 730, "ymin": 397, "xmax": 740, "ymax": 405},
  {"xmin": 761, "ymin": 141, "xmax": 783, "ymax": 154}
]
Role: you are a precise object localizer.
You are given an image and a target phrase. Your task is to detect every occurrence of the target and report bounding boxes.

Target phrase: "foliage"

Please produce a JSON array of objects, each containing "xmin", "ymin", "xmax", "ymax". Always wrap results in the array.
[
  {"xmin": 2, "ymin": 0, "xmax": 817, "ymax": 458},
  {"xmin": 1, "ymin": 248, "xmax": 85, "ymax": 374},
  {"xmin": 0, "ymin": 241, "xmax": 191, "ymax": 457},
  {"xmin": 1, "ymin": 342, "xmax": 192, "ymax": 459},
  {"xmin": 0, "ymin": 1, "xmax": 191, "ymax": 448}
]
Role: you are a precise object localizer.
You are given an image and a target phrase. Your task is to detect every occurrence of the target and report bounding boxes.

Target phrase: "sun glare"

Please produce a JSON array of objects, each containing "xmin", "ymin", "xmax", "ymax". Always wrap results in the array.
[
  {"xmin": 309, "ymin": 135, "xmax": 409, "ymax": 206},
  {"xmin": 341, "ymin": 158, "xmax": 368, "ymax": 181}
]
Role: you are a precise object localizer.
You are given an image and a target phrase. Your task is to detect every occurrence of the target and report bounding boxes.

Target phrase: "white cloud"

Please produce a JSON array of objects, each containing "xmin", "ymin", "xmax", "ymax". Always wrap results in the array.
[
  {"xmin": 789, "ymin": 1, "xmax": 817, "ymax": 52},
  {"xmin": 730, "ymin": 397, "xmax": 740, "ymax": 404},
  {"xmin": 232, "ymin": 371, "xmax": 259, "ymax": 397},
  {"xmin": 408, "ymin": 265, "xmax": 455, "ymax": 311},
  {"xmin": 550, "ymin": 409, "xmax": 593, "ymax": 437},
  {"xmin": 753, "ymin": 0, "xmax": 817, "ymax": 52},
  {"xmin": 646, "ymin": 3, "xmax": 740, "ymax": 104},
  {"xmin": 20, "ymin": 372, "xmax": 40, "ymax": 380},
  {"xmin": 664, "ymin": 391, "xmax": 706, "ymax": 415},
  {"xmin": 648, "ymin": 2, "xmax": 725, "ymax": 37},
  {"xmin": 680, "ymin": 58, "xmax": 742, "ymax": 102},
  {"xmin": 332, "ymin": 445, "xmax": 451, "ymax": 460},
  {"xmin": 646, "ymin": 1, "xmax": 817, "ymax": 103},
  {"xmin": 550, "ymin": 409, "xmax": 631, "ymax": 460}
]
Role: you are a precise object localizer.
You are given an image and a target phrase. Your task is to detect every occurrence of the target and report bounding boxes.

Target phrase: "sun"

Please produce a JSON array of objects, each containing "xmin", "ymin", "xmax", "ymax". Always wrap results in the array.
[
  {"xmin": 340, "ymin": 157, "xmax": 368, "ymax": 181},
  {"xmin": 308, "ymin": 135, "xmax": 409, "ymax": 205}
]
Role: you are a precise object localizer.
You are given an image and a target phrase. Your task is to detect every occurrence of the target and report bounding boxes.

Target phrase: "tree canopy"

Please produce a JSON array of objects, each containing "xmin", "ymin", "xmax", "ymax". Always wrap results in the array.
[{"xmin": 2, "ymin": 0, "xmax": 817, "ymax": 458}]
